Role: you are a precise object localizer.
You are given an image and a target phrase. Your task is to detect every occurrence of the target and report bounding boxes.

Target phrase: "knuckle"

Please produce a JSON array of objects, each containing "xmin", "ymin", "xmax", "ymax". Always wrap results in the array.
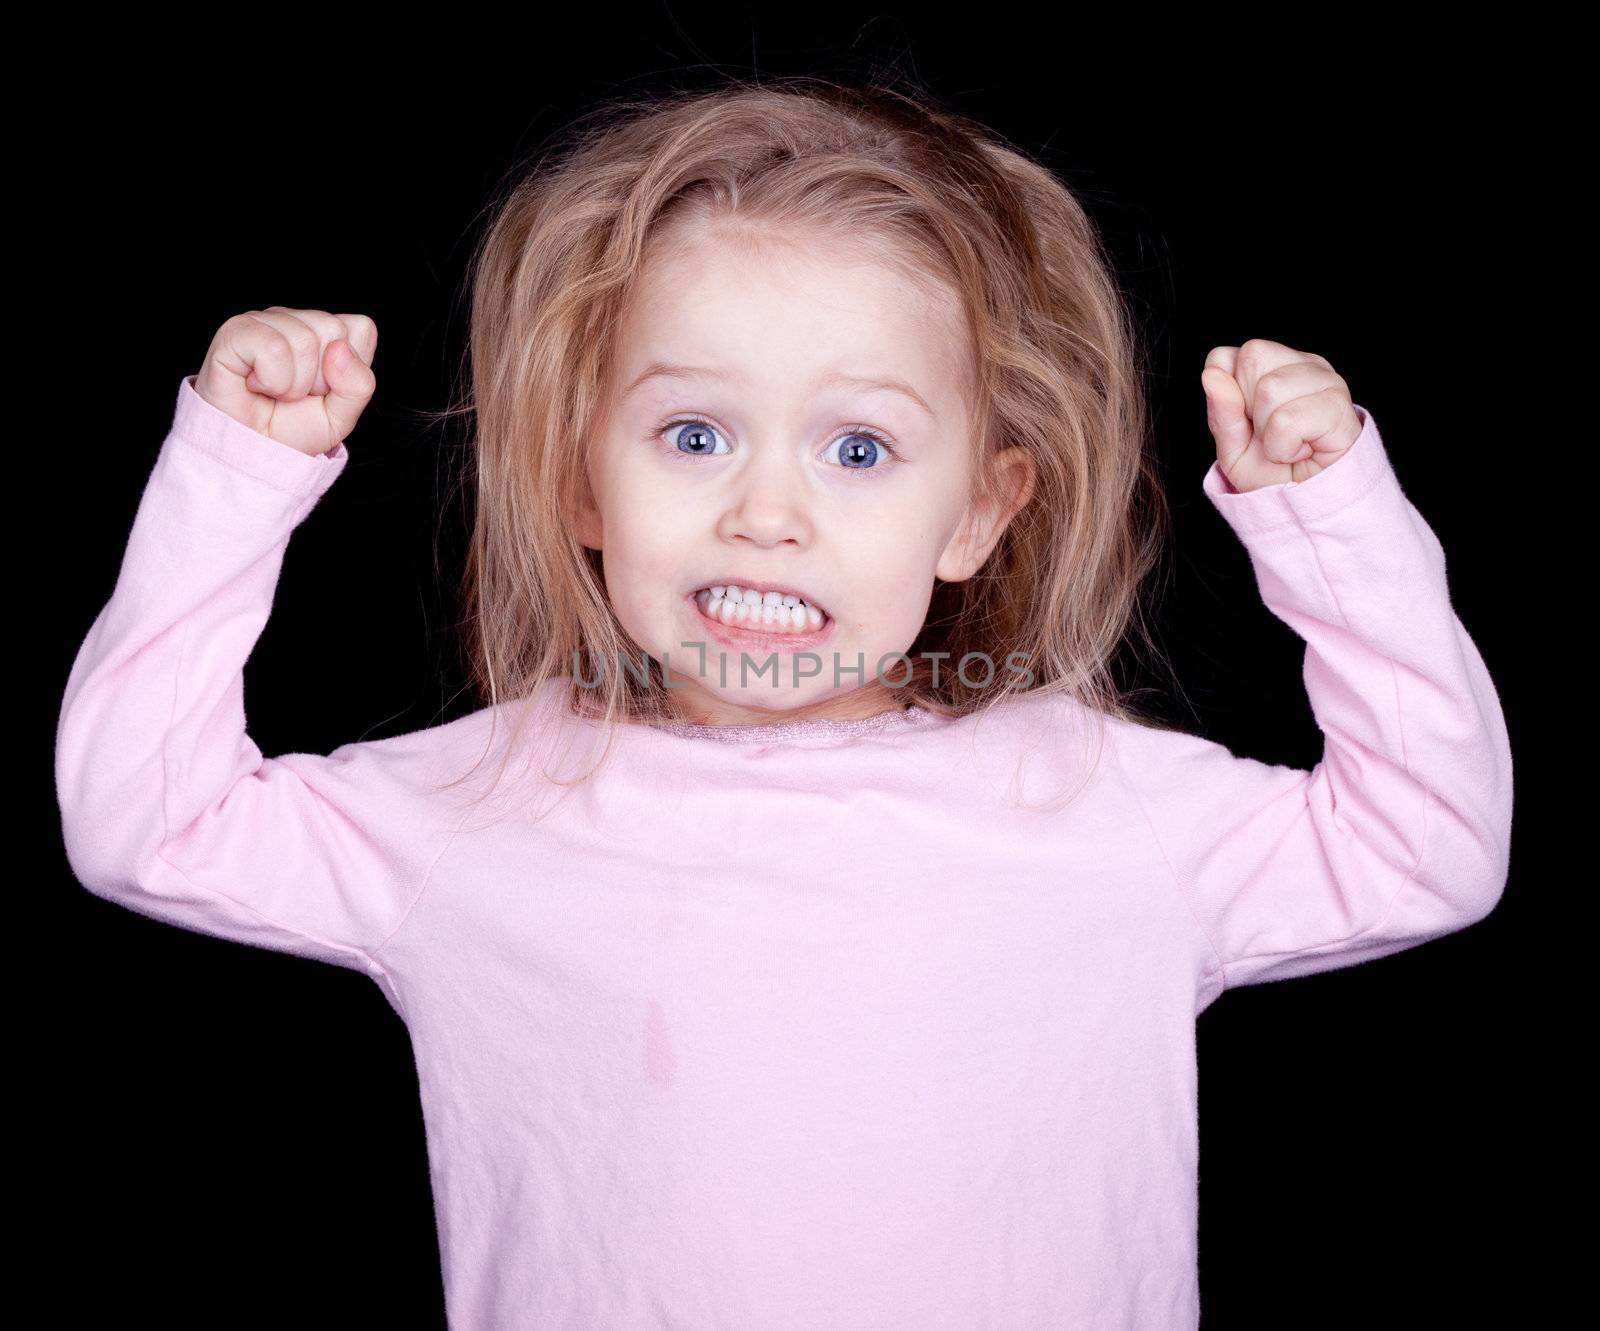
[
  {"xmin": 1238, "ymin": 344, "xmax": 1274, "ymax": 378},
  {"xmin": 283, "ymin": 324, "xmax": 319, "ymax": 358}
]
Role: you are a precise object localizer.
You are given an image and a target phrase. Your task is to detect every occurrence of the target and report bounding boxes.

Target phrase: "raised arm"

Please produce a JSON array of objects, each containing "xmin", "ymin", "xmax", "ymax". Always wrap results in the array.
[
  {"xmin": 1116, "ymin": 401, "xmax": 1512, "ymax": 1003},
  {"xmin": 56, "ymin": 326, "xmax": 457, "ymax": 981}
]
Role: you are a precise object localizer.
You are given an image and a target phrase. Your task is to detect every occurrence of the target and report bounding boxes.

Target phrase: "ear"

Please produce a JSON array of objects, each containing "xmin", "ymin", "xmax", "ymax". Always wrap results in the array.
[
  {"xmin": 573, "ymin": 471, "xmax": 604, "ymax": 551},
  {"xmin": 935, "ymin": 446, "xmax": 1035, "ymax": 583}
]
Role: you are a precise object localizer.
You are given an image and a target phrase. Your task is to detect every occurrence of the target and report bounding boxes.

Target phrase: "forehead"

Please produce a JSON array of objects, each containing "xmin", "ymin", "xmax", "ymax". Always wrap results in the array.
[{"xmin": 616, "ymin": 225, "xmax": 969, "ymax": 408}]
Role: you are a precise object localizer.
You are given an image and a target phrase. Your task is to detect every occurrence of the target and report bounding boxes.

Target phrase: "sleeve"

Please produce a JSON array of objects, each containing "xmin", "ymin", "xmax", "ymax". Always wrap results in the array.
[
  {"xmin": 1118, "ymin": 403, "xmax": 1513, "ymax": 999},
  {"xmin": 54, "ymin": 374, "xmax": 455, "ymax": 978}
]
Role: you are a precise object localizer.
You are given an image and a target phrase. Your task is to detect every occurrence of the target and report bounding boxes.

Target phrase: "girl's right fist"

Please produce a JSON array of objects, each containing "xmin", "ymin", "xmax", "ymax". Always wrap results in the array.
[{"xmin": 194, "ymin": 307, "xmax": 378, "ymax": 457}]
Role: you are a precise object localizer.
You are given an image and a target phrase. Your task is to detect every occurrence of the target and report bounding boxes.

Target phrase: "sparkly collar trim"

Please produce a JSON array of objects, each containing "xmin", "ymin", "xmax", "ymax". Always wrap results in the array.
[{"xmin": 644, "ymin": 704, "xmax": 934, "ymax": 745}]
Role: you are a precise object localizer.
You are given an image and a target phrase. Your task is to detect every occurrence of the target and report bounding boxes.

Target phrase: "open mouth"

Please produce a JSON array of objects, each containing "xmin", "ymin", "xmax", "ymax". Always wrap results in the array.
[{"xmin": 686, "ymin": 583, "xmax": 835, "ymax": 642}]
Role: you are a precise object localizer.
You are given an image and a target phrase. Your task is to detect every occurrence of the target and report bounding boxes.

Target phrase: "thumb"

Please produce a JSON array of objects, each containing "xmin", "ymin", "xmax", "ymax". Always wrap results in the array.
[
  {"xmin": 1201, "ymin": 366, "xmax": 1251, "ymax": 459},
  {"xmin": 322, "ymin": 339, "xmax": 373, "ymax": 444}
]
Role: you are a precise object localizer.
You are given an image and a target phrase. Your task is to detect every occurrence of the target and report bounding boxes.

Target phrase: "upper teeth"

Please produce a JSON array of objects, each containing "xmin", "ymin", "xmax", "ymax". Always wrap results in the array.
[{"xmin": 694, "ymin": 584, "xmax": 827, "ymax": 632}]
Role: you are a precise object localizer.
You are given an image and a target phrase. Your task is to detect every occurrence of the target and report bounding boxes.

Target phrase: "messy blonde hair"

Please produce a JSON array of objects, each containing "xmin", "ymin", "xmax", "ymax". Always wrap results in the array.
[{"xmin": 421, "ymin": 73, "xmax": 1180, "ymax": 818}]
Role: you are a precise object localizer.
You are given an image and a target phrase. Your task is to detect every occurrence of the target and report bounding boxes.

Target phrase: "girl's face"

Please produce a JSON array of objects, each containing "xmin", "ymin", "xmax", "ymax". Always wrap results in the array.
[{"xmin": 578, "ymin": 223, "xmax": 1032, "ymax": 727}]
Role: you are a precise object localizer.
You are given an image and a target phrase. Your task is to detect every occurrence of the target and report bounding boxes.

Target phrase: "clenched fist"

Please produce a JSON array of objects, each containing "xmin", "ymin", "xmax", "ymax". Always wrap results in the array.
[
  {"xmin": 194, "ymin": 307, "xmax": 378, "ymax": 458},
  {"xmin": 1201, "ymin": 338, "xmax": 1360, "ymax": 493}
]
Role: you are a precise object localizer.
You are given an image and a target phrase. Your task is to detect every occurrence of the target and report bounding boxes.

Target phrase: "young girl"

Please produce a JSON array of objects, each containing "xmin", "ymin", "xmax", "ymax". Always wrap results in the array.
[{"xmin": 56, "ymin": 78, "xmax": 1512, "ymax": 1329}]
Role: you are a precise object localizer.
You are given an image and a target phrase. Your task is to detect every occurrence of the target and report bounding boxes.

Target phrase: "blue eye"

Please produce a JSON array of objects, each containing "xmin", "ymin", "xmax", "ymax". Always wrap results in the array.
[
  {"xmin": 825, "ymin": 432, "xmax": 885, "ymax": 471},
  {"xmin": 664, "ymin": 420, "xmax": 729, "ymax": 457},
  {"xmin": 653, "ymin": 417, "xmax": 899, "ymax": 477}
]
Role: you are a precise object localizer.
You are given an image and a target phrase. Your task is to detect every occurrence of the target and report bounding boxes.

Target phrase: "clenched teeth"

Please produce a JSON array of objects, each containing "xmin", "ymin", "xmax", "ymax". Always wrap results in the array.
[{"xmin": 694, "ymin": 584, "xmax": 827, "ymax": 633}]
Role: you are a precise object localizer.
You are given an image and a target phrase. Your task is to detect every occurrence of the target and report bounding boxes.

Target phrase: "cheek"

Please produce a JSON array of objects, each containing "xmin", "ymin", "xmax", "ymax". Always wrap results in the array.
[
  {"xmin": 604, "ymin": 528, "xmax": 683, "ymax": 614},
  {"xmin": 594, "ymin": 469, "xmax": 665, "ymax": 554},
  {"xmin": 845, "ymin": 555, "xmax": 931, "ymax": 631},
  {"xmin": 847, "ymin": 526, "xmax": 941, "ymax": 633},
  {"xmin": 852, "ymin": 513, "xmax": 938, "ymax": 583}
]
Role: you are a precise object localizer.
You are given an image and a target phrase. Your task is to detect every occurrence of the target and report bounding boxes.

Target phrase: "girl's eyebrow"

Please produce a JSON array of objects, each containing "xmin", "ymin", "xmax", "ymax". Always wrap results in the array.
[{"xmin": 622, "ymin": 360, "xmax": 936, "ymax": 419}]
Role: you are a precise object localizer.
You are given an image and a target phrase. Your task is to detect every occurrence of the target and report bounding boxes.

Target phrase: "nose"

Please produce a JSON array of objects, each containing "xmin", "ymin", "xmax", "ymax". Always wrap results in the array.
[{"xmin": 715, "ymin": 447, "xmax": 815, "ymax": 547}]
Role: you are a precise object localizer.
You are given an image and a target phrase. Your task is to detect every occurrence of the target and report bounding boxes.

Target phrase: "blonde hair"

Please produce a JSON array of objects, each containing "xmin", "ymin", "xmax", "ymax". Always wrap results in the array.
[{"xmin": 417, "ymin": 73, "xmax": 1185, "ymax": 819}]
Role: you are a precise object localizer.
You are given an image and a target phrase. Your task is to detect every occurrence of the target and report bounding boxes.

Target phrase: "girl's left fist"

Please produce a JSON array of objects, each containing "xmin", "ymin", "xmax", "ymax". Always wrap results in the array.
[{"xmin": 1201, "ymin": 339, "xmax": 1361, "ymax": 492}]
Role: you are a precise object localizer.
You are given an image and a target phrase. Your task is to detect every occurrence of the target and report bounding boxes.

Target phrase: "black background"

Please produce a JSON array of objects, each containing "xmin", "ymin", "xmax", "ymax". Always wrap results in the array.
[{"xmin": 40, "ymin": 9, "xmax": 1547, "ymax": 1328}]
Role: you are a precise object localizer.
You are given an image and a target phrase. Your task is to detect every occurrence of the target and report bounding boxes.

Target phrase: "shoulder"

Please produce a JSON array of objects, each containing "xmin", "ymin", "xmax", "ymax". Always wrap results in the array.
[
  {"xmin": 1097, "ymin": 708, "xmax": 1309, "ymax": 833},
  {"xmin": 1109, "ymin": 708, "xmax": 1232, "ymax": 762}
]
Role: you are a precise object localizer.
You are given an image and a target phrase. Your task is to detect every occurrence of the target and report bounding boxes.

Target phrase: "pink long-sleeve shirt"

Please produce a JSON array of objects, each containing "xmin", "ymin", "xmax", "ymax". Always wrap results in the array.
[{"xmin": 56, "ymin": 374, "xmax": 1512, "ymax": 1330}]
